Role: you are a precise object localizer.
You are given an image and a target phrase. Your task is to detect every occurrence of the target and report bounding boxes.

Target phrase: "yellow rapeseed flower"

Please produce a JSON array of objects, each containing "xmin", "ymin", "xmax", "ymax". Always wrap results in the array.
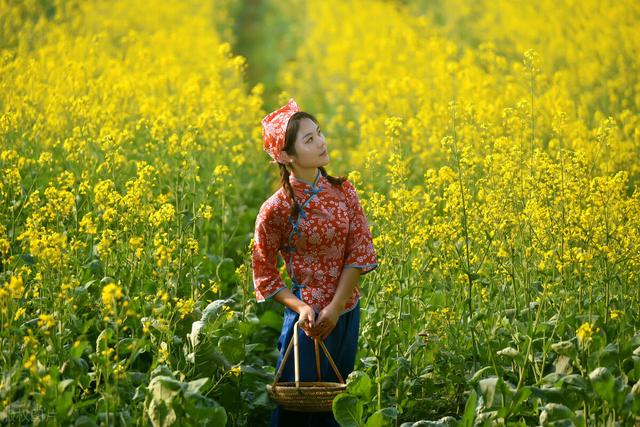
[
  {"xmin": 101, "ymin": 283, "xmax": 123, "ymax": 311},
  {"xmin": 576, "ymin": 321, "xmax": 599, "ymax": 345}
]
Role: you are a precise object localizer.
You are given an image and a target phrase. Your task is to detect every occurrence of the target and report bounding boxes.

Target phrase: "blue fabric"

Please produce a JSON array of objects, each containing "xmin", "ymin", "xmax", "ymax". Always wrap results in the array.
[{"xmin": 270, "ymin": 290, "xmax": 360, "ymax": 427}]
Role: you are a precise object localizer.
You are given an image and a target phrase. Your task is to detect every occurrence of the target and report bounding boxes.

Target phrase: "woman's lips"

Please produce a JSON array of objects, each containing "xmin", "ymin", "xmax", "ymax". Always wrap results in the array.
[{"xmin": 320, "ymin": 149, "xmax": 327, "ymax": 156}]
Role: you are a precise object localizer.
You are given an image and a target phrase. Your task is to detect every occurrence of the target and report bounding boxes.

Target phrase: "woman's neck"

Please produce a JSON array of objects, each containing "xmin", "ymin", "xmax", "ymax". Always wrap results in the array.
[{"xmin": 291, "ymin": 166, "xmax": 320, "ymax": 186}]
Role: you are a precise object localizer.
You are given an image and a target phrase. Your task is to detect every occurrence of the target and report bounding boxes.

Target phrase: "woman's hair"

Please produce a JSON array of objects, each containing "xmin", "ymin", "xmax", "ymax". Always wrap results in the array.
[{"xmin": 278, "ymin": 111, "xmax": 345, "ymax": 218}]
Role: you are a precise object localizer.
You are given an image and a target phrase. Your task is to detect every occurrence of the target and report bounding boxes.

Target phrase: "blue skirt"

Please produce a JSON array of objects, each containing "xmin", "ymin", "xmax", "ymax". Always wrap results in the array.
[{"xmin": 269, "ymin": 292, "xmax": 360, "ymax": 427}]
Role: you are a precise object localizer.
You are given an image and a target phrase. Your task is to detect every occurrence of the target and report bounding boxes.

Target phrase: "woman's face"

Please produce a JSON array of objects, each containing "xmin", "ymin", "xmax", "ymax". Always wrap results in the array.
[{"xmin": 285, "ymin": 118, "xmax": 329, "ymax": 168}]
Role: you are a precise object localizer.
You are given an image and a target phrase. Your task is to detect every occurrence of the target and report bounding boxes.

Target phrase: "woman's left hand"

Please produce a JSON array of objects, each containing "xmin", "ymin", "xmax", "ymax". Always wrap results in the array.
[{"xmin": 313, "ymin": 303, "xmax": 341, "ymax": 340}]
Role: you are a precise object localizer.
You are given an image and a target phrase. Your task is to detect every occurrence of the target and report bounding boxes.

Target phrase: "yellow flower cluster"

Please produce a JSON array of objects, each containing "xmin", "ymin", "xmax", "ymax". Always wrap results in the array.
[
  {"xmin": 576, "ymin": 321, "xmax": 600, "ymax": 346},
  {"xmin": 0, "ymin": 275, "xmax": 23, "ymax": 300},
  {"xmin": 277, "ymin": 0, "xmax": 640, "ymax": 318},
  {"xmin": 175, "ymin": 297, "xmax": 196, "ymax": 320},
  {"xmin": 101, "ymin": 283, "xmax": 123, "ymax": 312}
]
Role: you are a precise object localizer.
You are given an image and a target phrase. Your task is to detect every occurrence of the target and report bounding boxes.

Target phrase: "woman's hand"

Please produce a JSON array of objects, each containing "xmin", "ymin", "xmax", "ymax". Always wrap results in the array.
[
  {"xmin": 297, "ymin": 304, "xmax": 317, "ymax": 337},
  {"xmin": 313, "ymin": 303, "xmax": 341, "ymax": 340}
]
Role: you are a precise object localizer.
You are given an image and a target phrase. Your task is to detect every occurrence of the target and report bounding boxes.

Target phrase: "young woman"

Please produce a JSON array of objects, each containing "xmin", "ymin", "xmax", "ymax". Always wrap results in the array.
[{"xmin": 252, "ymin": 98, "xmax": 378, "ymax": 426}]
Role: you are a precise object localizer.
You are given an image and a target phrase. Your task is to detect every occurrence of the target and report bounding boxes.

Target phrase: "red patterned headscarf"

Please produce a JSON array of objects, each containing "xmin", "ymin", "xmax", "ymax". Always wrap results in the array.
[{"xmin": 261, "ymin": 98, "xmax": 300, "ymax": 163}]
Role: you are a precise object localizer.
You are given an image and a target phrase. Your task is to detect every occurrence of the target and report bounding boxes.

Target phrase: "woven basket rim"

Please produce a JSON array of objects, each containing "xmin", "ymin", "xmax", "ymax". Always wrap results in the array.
[
  {"xmin": 268, "ymin": 381, "xmax": 346, "ymax": 388},
  {"xmin": 267, "ymin": 382, "xmax": 346, "ymax": 395}
]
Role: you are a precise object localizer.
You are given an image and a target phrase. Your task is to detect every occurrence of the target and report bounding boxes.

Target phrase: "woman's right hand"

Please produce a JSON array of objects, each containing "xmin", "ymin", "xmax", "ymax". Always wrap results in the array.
[
  {"xmin": 297, "ymin": 304, "xmax": 317, "ymax": 337},
  {"xmin": 272, "ymin": 288, "xmax": 317, "ymax": 337}
]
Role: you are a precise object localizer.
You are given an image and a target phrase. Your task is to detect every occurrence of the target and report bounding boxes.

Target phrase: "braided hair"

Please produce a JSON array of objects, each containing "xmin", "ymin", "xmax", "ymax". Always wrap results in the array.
[{"xmin": 278, "ymin": 111, "xmax": 345, "ymax": 218}]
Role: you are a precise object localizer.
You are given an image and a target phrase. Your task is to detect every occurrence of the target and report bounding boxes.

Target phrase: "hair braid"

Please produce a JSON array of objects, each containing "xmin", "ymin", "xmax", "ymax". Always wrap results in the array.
[
  {"xmin": 279, "ymin": 163, "xmax": 301, "ymax": 218},
  {"xmin": 319, "ymin": 166, "xmax": 346, "ymax": 186}
]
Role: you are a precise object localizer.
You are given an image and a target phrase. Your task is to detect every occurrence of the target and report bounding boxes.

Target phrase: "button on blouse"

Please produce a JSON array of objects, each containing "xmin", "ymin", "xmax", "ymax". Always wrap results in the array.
[{"xmin": 251, "ymin": 169, "xmax": 378, "ymax": 314}]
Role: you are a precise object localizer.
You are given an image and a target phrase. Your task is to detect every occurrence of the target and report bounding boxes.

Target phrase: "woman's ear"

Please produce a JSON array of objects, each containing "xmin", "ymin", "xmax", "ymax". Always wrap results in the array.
[{"xmin": 277, "ymin": 150, "xmax": 294, "ymax": 164}]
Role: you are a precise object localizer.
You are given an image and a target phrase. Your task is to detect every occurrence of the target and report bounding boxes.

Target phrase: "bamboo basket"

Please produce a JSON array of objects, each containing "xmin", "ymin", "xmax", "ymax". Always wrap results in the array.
[{"xmin": 266, "ymin": 320, "xmax": 347, "ymax": 412}]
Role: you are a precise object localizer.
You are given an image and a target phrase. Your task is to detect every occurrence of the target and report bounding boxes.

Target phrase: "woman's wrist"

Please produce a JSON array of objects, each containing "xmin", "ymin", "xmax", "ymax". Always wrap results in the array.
[
  {"xmin": 328, "ymin": 299, "xmax": 346, "ymax": 312},
  {"xmin": 272, "ymin": 287, "xmax": 311, "ymax": 314}
]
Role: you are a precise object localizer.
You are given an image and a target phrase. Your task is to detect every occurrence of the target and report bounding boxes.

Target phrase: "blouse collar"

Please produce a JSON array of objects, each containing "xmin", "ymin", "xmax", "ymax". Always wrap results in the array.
[{"xmin": 289, "ymin": 168, "xmax": 325, "ymax": 195}]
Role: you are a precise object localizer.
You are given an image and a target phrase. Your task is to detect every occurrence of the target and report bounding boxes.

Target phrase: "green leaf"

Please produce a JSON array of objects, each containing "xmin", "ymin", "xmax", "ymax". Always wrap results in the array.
[
  {"xmin": 346, "ymin": 371, "xmax": 372, "ymax": 400},
  {"xmin": 596, "ymin": 343, "xmax": 619, "ymax": 368},
  {"xmin": 183, "ymin": 390, "xmax": 227, "ymax": 425},
  {"xmin": 510, "ymin": 386, "xmax": 532, "ymax": 412},
  {"xmin": 551, "ymin": 340, "xmax": 576, "ymax": 357},
  {"xmin": 70, "ymin": 340, "xmax": 89, "ymax": 358},
  {"xmin": 364, "ymin": 407, "xmax": 397, "ymax": 427},
  {"xmin": 530, "ymin": 386, "xmax": 565, "ymax": 403},
  {"xmin": 630, "ymin": 356, "xmax": 640, "ymax": 381},
  {"xmin": 193, "ymin": 336, "xmax": 230, "ymax": 376},
  {"xmin": 332, "ymin": 393, "xmax": 363, "ymax": 427},
  {"xmin": 151, "ymin": 376, "xmax": 184, "ymax": 394},
  {"xmin": 630, "ymin": 379, "xmax": 640, "ymax": 415},
  {"xmin": 187, "ymin": 377, "xmax": 210, "ymax": 394},
  {"xmin": 201, "ymin": 299, "xmax": 232, "ymax": 324},
  {"xmin": 469, "ymin": 366, "xmax": 493, "ymax": 384},
  {"xmin": 96, "ymin": 328, "xmax": 114, "ymax": 352},
  {"xmin": 589, "ymin": 367, "xmax": 615, "ymax": 404},
  {"xmin": 218, "ymin": 335, "xmax": 244, "ymax": 364},
  {"xmin": 539, "ymin": 403, "xmax": 575, "ymax": 424},
  {"xmin": 58, "ymin": 378, "xmax": 75, "ymax": 393},
  {"xmin": 55, "ymin": 390, "xmax": 74, "ymax": 419},
  {"xmin": 216, "ymin": 258, "xmax": 236, "ymax": 282},
  {"xmin": 559, "ymin": 374, "xmax": 588, "ymax": 392},
  {"xmin": 554, "ymin": 355, "xmax": 573, "ymax": 375},
  {"xmin": 259, "ymin": 310, "xmax": 283, "ymax": 331},
  {"xmin": 146, "ymin": 375, "xmax": 183, "ymax": 427},
  {"xmin": 497, "ymin": 347, "xmax": 519, "ymax": 358},
  {"xmin": 478, "ymin": 377, "xmax": 500, "ymax": 409},
  {"xmin": 459, "ymin": 389, "xmax": 477, "ymax": 427},
  {"xmin": 151, "ymin": 365, "xmax": 173, "ymax": 379},
  {"xmin": 360, "ymin": 356, "xmax": 377, "ymax": 368}
]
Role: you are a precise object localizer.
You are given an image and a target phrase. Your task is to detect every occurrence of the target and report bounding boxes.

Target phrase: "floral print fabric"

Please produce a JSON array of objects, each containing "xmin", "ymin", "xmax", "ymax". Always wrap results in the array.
[{"xmin": 251, "ymin": 169, "xmax": 378, "ymax": 314}]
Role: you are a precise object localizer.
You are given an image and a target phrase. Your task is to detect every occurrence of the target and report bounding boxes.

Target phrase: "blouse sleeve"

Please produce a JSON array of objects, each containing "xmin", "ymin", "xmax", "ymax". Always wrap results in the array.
[
  {"xmin": 251, "ymin": 198, "xmax": 288, "ymax": 302},
  {"xmin": 342, "ymin": 180, "xmax": 378, "ymax": 274}
]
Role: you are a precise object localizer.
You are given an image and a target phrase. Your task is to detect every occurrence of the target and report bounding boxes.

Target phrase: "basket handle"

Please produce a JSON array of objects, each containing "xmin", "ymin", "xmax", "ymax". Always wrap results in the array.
[{"xmin": 271, "ymin": 320, "xmax": 345, "ymax": 389}]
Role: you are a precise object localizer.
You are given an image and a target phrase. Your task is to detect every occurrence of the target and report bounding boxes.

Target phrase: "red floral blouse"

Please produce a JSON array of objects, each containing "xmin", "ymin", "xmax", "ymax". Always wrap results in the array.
[{"xmin": 251, "ymin": 168, "xmax": 378, "ymax": 314}]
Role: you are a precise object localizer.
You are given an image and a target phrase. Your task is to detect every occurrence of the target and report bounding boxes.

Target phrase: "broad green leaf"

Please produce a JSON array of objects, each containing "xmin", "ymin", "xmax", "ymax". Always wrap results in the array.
[
  {"xmin": 70, "ymin": 340, "xmax": 89, "ymax": 358},
  {"xmin": 216, "ymin": 258, "xmax": 235, "ymax": 282},
  {"xmin": 146, "ymin": 375, "xmax": 183, "ymax": 427},
  {"xmin": 187, "ymin": 377, "xmax": 210, "ymax": 393},
  {"xmin": 57, "ymin": 378, "xmax": 75, "ymax": 393},
  {"xmin": 193, "ymin": 337, "xmax": 230, "ymax": 376},
  {"xmin": 183, "ymin": 390, "xmax": 227, "ymax": 425},
  {"xmin": 497, "ymin": 347, "xmax": 519, "ymax": 358},
  {"xmin": 201, "ymin": 299, "xmax": 231, "ymax": 324},
  {"xmin": 151, "ymin": 365, "xmax": 173, "ymax": 379},
  {"xmin": 554, "ymin": 355, "xmax": 573, "ymax": 375},
  {"xmin": 332, "ymin": 393, "xmax": 363, "ymax": 427},
  {"xmin": 631, "ymin": 379, "xmax": 640, "ymax": 415},
  {"xmin": 259, "ymin": 309, "xmax": 283, "ymax": 331},
  {"xmin": 559, "ymin": 374, "xmax": 588, "ymax": 392},
  {"xmin": 551, "ymin": 340, "xmax": 576, "ymax": 357},
  {"xmin": 539, "ymin": 403, "xmax": 575, "ymax": 424},
  {"xmin": 530, "ymin": 386, "xmax": 565, "ymax": 403},
  {"xmin": 346, "ymin": 371, "xmax": 372, "ymax": 400},
  {"xmin": 218, "ymin": 335, "xmax": 244, "ymax": 364},
  {"xmin": 589, "ymin": 367, "xmax": 615, "ymax": 404},
  {"xmin": 459, "ymin": 389, "xmax": 477, "ymax": 427},
  {"xmin": 364, "ymin": 407, "xmax": 397, "ymax": 427},
  {"xmin": 596, "ymin": 343, "xmax": 619, "ymax": 368},
  {"xmin": 469, "ymin": 366, "xmax": 493, "ymax": 384},
  {"xmin": 478, "ymin": 377, "xmax": 500, "ymax": 409},
  {"xmin": 511, "ymin": 386, "xmax": 532, "ymax": 411},
  {"xmin": 96, "ymin": 328, "xmax": 113, "ymax": 352}
]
